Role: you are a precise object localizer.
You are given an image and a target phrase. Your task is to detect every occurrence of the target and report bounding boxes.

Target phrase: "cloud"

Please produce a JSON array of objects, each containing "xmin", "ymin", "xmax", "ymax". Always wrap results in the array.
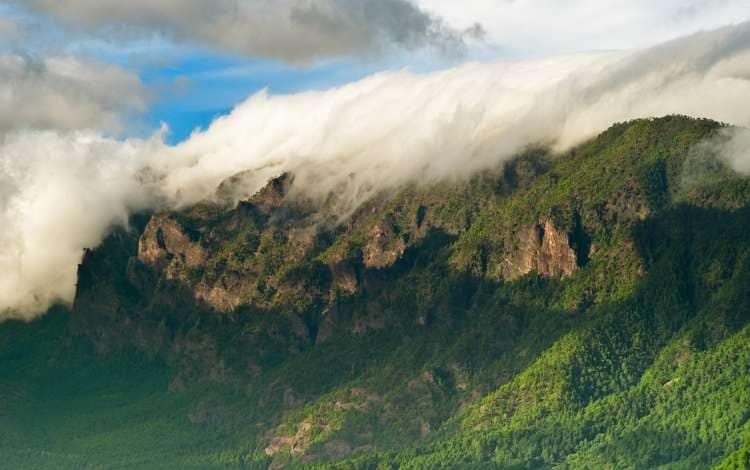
[
  {"xmin": 0, "ymin": 131, "xmax": 164, "ymax": 319},
  {"xmin": 163, "ymin": 23, "xmax": 750, "ymax": 211},
  {"xmin": 675, "ymin": 0, "xmax": 737, "ymax": 21},
  {"xmin": 12, "ymin": 0, "xmax": 482, "ymax": 62},
  {"xmin": 2, "ymin": 22, "xmax": 750, "ymax": 320},
  {"xmin": 712, "ymin": 128, "xmax": 750, "ymax": 174},
  {"xmin": 415, "ymin": 0, "xmax": 750, "ymax": 57},
  {"xmin": 0, "ymin": 54, "xmax": 149, "ymax": 136}
]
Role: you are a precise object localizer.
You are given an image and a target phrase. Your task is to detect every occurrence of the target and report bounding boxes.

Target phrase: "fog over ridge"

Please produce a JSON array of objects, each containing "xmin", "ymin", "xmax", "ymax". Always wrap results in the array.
[{"xmin": 2, "ymin": 22, "xmax": 750, "ymax": 320}]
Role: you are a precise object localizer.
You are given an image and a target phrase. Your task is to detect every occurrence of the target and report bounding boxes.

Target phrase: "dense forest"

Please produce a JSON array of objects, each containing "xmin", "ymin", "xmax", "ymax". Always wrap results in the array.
[{"xmin": 2, "ymin": 116, "xmax": 750, "ymax": 469}]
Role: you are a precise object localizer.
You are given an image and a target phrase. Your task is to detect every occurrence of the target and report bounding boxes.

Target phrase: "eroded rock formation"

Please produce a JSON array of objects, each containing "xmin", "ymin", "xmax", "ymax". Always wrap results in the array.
[{"xmin": 501, "ymin": 218, "xmax": 583, "ymax": 280}]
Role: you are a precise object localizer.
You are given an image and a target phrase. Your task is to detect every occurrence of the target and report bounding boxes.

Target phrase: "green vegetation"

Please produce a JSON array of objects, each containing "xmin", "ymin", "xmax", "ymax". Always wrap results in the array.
[{"xmin": 2, "ymin": 116, "xmax": 750, "ymax": 468}]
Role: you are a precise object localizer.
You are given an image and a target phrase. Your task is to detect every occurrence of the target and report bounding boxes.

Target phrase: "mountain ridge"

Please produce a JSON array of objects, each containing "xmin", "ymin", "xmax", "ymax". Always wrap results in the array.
[{"xmin": 2, "ymin": 115, "xmax": 750, "ymax": 468}]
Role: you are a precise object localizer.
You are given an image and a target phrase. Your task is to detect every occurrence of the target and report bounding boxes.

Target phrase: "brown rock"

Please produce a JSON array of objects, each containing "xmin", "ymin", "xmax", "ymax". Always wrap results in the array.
[
  {"xmin": 249, "ymin": 173, "xmax": 294, "ymax": 214},
  {"xmin": 194, "ymin": 284, "xmax": 242, "ymax": 313},
  {"xmin": 138, "ymin": 215, "xmax": 250, "ymax": 312},
  {"xmin": 138, "ymin": 215, "xmax": 206, "ymax": 270},
  {"xmin": 501, "ymin": 218, "xmax": 579, "ymax": 280},
  {"xmin": 330, "ymin": 260, "xmax": 359, "ymax": 294},
  {"xmin": 362, "ymin": 222, "xmax": 406, "ymax": 269},
  {"xmin": 265, "ymin": 436, "xmax": 293, "ymax": 456}
]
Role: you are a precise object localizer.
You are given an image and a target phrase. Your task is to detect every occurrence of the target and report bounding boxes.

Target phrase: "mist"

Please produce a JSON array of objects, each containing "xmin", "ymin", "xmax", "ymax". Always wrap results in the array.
[
  {"xmin": 2, "ymin": 22, "xmax": 750, "ymax": 320},
  {"xmin": 718, "ymin": 128, "xmax": 750, "ymax": 174}
]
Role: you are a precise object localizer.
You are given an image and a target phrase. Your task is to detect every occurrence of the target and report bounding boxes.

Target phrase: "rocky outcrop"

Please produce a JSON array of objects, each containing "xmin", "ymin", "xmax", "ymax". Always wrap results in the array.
[
  {"xmin": 136, "ymin": 215, "xmax": 245, "ymax": 312},
  {"xmin": 329, "ymin": 259, "xmax": 359, "ymax": 294},
  {"xmin": 249, "ymin": 172, "xmax": 294, "ymax": 214},
  {"xmin": 362, "ymin": 221, "xmax": 407, "ymax": 269},
  {"xmin": 501, "ymin": 218, "xmax": 581, "ymax": 280},
  {"xmin": 265, "ymin": 420, "xmax": 320, "ymax": 457},
  {"xmin": 138, "ymin": 215, "xmax": 206, "ymax": 273},
  {"xmin": 193, "ymin": 284, "xmax": 242, "ymax": 313},
  {"xmin": 215, "ymin": 171, "xmax": 294, "ymax": 209}
]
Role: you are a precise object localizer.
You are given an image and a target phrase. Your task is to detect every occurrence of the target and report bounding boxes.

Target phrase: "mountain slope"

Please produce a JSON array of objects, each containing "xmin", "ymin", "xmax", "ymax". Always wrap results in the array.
[{"xmin": 2, "ymin": 116, "xmax": 750, "ymax": 469}]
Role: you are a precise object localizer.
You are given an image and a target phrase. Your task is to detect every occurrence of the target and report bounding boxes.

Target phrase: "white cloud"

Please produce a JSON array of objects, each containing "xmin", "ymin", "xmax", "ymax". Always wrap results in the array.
[
  {"xmin": 1, "ymin": 22, "xmax": 750, "ymax": 320},
  {"xmin": 164, "ymin": 23, "xmax": 750, "ymax": 211},
  {"xmin": 416, "ymin": 0, "xmax": 750, "ymax": 57},
  {"xmin": 0, "ymin": 54, "xmax": 149, "ymax": 136},
  {"xmin": 12, "ymin": 0, "xmax": 482, "ymax": 62},
  {"xmin": 0, "ymin": 131, "xmax": 163, "ymax": 319},
  {"xmin": 715, "ymin": 127, "xmax": 750, "ymax": 174}
]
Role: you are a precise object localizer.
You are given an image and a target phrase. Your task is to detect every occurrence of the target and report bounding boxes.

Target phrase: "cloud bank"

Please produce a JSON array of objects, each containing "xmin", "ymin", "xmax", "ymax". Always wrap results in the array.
[
  {"xmin": 0, "ymin": 54, "xmax": 149, "ymax": 136},
  {"xmin": 13, "ymin": 0, "xmax": 482, "ymax": 62},
  {"xmin": 416, "ymin": 0, "xmax": 750, "ymax": 56},
  {"xmin": 2, "ymin": 22, "xmax": 750, "ymax": 320}
]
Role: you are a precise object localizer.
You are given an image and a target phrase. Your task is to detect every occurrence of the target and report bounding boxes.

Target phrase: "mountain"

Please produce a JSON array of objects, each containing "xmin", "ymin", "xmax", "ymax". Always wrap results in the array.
[{"xmin": 2, "ymin": 115, "xmax": 750, "ymax": 469}]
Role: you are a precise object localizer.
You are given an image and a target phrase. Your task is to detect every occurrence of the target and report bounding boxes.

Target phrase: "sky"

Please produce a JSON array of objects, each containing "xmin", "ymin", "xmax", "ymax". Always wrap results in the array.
[
  {"xmin": 2, "ymin": 1, "xmax": 750, "ymax": 320},
  {"xmin": 1, "ymin": 0, "xmax": 748, "ymax": 143}
]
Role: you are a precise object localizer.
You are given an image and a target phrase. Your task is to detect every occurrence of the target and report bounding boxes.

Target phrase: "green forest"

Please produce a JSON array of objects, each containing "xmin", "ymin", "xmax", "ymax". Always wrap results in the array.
[{"xmin": 2, "ymin": 116, "xmax": 750, "ymax": 469}]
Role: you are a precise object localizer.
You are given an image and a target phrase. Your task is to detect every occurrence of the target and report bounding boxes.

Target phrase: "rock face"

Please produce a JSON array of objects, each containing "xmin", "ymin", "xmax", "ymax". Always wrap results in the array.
[
  {"xmin": 329, "ymin": 259, "xmax": 359, "ymax": 294},
  {"xmin": 362, "ymin": 221, "xmax": 407, "ymax": 269},
  {"xmin": 251, "ymin": 172, "xmax": 293, "ymax": 214},
  {"xmin": 501, "ymin": 219, "xmax": 581, "ymax": 280},
  {"xmin": 136, "ymin": 215, "xmax": 242, "ymax": 312},
  {"xmin": 215, "ymin": 170, "xmax": 294, "ymax": 207},
  {"xmin": 138, "ymin": 215, "xmax": 206, "ymax": 273}
]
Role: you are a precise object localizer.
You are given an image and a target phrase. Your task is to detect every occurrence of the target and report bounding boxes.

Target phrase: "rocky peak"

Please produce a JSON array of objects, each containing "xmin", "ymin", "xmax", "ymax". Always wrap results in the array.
[{"xmin": 249, "ymin": 172, "xmax": 294, "ymax": 214}]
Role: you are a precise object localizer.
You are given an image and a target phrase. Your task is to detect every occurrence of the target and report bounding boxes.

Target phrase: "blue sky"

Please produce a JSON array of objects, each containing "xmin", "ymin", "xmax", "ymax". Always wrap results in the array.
[{"xmin": 137, "ymin": 52, "xmax": 464, "ymax": 144}]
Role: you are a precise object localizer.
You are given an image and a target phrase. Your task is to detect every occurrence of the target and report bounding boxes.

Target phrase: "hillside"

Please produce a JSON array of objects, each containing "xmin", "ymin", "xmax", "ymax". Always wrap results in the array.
[{"xmin": 2, "ymin": 115, "xmax": 750, "ymax": 469}]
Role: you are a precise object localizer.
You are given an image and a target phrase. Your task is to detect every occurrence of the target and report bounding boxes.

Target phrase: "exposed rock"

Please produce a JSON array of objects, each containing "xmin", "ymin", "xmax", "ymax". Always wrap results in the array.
[
  {"xmin": 137, "ymin": 215, "xmax": 247, "ymax": 312},
  {"xmin": 194, "ymin": 283, "xmax": 242, "ymax": 313},
  {"xmin": 138, "ymin": 215, "xmax": 206, "ymax": 272},
  {"xmin": 501, "ymin": 218, "xmax": 581, "ymax": 280},
  {"xmin": 216, "ymin": 171, "xmax": 294, "ymax": 209},
  {"xmin": 287, "ymin": 227, "xmax": 319, "ymax": 258},
  {"xmin": 265, "ymin": 419, "xmax": 320, "ymax": 457},
  {"xmin": 265, "ymin": 436, "xmax": 294, "ymax": 456},
  {"xmin": 362, "ymin": 221, "xmax": 406, "ymax": 269},
  {"xmin": 249, "ymin": 173, "xmax": 294, "ymax": 214},
  {"xmin": 329, "ymin": 259, "xmax": 359, "ymax": 294}
]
